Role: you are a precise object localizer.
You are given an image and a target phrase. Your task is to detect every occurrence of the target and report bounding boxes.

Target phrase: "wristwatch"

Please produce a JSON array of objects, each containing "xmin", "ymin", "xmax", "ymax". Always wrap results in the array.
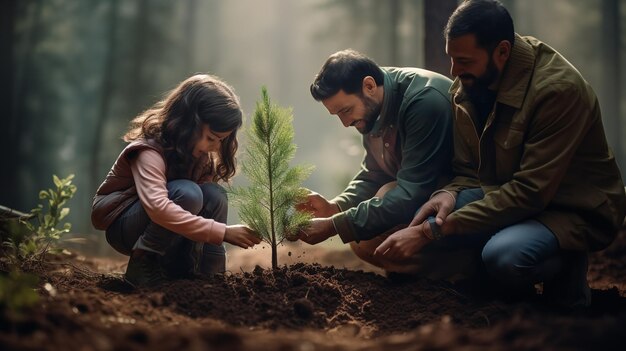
[{"xmin": 427, "ymin": 217, "xmax": 443, "ymax": 240}]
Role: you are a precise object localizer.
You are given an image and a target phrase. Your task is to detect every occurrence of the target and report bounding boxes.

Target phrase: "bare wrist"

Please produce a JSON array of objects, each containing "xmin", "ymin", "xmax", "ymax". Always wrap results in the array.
[
  {"xmin": 430, "ymin": 189, "xmax": 457, "ymax": 201},
  {"xmin": 329, "ymin": 201, "xmax": 341, "ymax": 216}
]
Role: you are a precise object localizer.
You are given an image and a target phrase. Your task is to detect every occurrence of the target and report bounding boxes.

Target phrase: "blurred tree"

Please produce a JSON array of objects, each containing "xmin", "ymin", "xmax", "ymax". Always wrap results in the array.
[
  {"xmin": 424, "ymin": 0, "xmax": 457, "ymax": 76},
  {"xmin": 2, "ymin": 1, "xmax": 44, "ymax": 210},
  {"xmin": 89, "ymin": 0, "xmax": 120, "ymax": 200},
  {"xmin": 184, "ymin": 0, "xmax": 198, "ymax": 71},
  {"xmin": 368, "ymin": 0, "xmax": 400, "ymax": 65},
  {"xmin": 128, "ymin": 0, "xmax": 151, "ymax": 111},
  {"xmin": 0, "ymin": 0, "xmax": 17, "ymax": 207},
  {"xmin": 601, "ymin": 0, "xmax": 622, "ymax": 169}
]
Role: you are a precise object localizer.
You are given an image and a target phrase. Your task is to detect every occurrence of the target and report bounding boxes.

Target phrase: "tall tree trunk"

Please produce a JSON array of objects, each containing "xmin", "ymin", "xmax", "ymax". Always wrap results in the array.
[
  {"xmin": 388, "ymin": 0, "xmax": 399, "ymax": 65},
  {"xmin": 276, "ymin": 0, "xmax": 293, "ymax": 99},
  {"xmin": 206, "ymin": 0, "xmax": 221, "ymax": 71},
  {"xmin": 601, "ymin": 0, "xmax": 623, "ymax": 173},
  {"xmin": 424, "ymin": 0, "xmax": 457, "ymax": 77},
  {"xmin": 129, "ymin": 0, "xmax": 150, "ymax": 112},
  {"xmin": 90, "ymin": 0, "xmax": 119, "ymax": 197},
  {"xmin": 6, "ymin": 1, "xmax": 44, "ymax": 210},
  {"xmin": 184, "ymin": 0, "xmax": 197, "ymax": 74},
  {"xmin": 0, "ymin": 0, "xmax": 17, "ymax": 206}
]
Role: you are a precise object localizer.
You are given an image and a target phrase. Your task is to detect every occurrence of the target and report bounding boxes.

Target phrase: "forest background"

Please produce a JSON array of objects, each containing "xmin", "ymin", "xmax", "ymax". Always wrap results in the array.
[{"xmin": 1, "ymin": 0, "xmax": 624, "ymax": 257}]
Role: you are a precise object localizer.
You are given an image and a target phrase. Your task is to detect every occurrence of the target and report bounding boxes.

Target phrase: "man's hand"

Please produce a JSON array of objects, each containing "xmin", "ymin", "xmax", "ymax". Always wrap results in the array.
[
  {"xmin": 299, "ymin": 218, "xmax": 336, "ymax": 245},
  {"xmin": 373, "ymin": 191, "xmax": 458, "ymax": 260},
  {"xmin": 411, "ymin": 191, "xmax": 457, "ymax": 227},
  {"xmin": 373, "ymin": 224, "xmax": 432, "ymax": 260},
  {"xmin": 224, "ymin": 225, "xmax": 262, "ymax": 249},
  {"xmin": 295, "ymin": 190, "xmax": 340, "ymax": 218}
]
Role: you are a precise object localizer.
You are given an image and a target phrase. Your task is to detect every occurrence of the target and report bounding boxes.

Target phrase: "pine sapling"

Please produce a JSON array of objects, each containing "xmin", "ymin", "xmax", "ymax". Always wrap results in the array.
[{"xmin": 230, "ymin": 87, "xmax": 313, "ymax": 269}]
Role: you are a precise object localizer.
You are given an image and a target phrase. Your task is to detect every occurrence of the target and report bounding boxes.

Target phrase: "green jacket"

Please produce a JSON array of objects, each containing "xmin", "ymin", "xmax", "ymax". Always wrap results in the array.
[
  {"xmin": 332, "ymin": 67, "xmax": 453, "ymax": 243},
  {"xmin": 445, "ymin": 35, "xmax": 626, "ymax": 251}
]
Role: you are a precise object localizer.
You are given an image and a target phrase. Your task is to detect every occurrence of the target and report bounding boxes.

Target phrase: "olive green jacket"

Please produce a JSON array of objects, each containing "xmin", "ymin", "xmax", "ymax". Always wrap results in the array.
[
  {"xmin": 444, "ymin": 34, "xmax": 626, "ymax": 251},
  {"xmin": 332, "ymin": 67, "xmax": 453, "ymax": 243}
]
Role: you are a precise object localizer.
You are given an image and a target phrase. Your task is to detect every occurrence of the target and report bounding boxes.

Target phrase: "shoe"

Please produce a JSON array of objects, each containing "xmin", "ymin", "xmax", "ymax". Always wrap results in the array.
[
  {"xmin": 543, "ymin": 252, "xmax": 591, "ymax": 309},
  {"xmin": 193, "ymin": 243, "xmax": 226, "ymax": 276},
  {"xmin": 124, "ymin": 249, "xmax": 165, "ymax": 288},
  {"xmin": 160, "ymin": 238, "xmax": 195, "ymax": 279}
]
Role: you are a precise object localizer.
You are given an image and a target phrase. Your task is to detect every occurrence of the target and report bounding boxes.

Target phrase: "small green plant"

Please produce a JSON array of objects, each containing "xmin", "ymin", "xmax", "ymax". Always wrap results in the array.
[
  {"xmin": 0, "ymin": 269, "xmax": 39, "ymax": 315},
  {"xmin": 2, "ymin": 174, "xmax": 77, "ymax": 267},
  {"xmin": 230, "ymin": 87, "xmax": 313, "ymax": 269},
  {"xmin": 0, "ymin": 174, "xmax": 75, "ymax": 315}
]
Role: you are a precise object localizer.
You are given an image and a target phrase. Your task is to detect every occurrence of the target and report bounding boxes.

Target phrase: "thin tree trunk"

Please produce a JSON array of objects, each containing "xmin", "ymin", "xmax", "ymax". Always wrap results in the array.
[
  {"xmin": 267, "ymin": 118, "xmax": 277, "ymax": 269},
  {"xmin": 601, "ymin": 0, "xmax": 623, "ymax": 173},
  {"xmin": 206, "ymin": 0, "xmax": 221, "ymax": 70},
  {"xmin": 424, "ymin": 0, "xmax": 457, "ymax": 77},
  {"xmin": 129, "ymin": 0, "xmax": 150, "ymax": 111},
  {"xmin": 389, "ymin": 0, "xmax": 399, "ymax": 65},
  {"xmin": 0, "ymin": 0, "xmax": 17, "ymax": 205},
  {"xmin": 184, "ymin": 0, "xmax": 197, "ymax": 73},
  {"xmin": 276, "ymin": 0, "xmax": 292, "ymax": 99},
  {"xmin": 6, "ymin": 1, "xmax": 44, "ymax": 209},
  {"xmin": 90, "ymin": 0, "xmax": 119, "ymax": 197}
]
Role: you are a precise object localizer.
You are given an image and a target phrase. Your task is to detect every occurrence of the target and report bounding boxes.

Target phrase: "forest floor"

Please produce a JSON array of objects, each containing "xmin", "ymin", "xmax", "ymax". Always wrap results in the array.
[{"xmin": 1, "ymin": 229, "xmax": 625, "ymax": 351}]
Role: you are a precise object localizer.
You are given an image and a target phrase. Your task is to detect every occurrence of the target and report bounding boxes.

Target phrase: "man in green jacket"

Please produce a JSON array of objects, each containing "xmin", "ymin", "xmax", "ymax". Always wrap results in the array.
[
  {"xmin": 298, "ymin": 49, "xmax": 453, "ymax": 269},
  {"xmin": 376, "ymin": 0, "xmax": 626, "ymax": 308}
]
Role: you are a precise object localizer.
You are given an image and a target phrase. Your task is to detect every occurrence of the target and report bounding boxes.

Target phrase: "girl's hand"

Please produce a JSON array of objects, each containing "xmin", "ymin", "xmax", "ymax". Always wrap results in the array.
[{"xmin": 224, "ymin": 225, "xmax": 262, "ymax": 249}]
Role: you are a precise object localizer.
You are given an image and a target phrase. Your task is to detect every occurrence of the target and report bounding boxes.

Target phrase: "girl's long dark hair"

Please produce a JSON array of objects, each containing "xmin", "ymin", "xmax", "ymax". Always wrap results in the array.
[{"xmin": 124, "ymin": 74, "xmax": 243, "ymax": 182}]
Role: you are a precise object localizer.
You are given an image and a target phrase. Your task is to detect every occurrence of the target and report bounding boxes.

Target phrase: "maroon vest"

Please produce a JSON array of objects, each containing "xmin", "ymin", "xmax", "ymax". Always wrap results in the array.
[{"xmin": 90, "ymin": 139, "xmax": 213, "ymax": 230}]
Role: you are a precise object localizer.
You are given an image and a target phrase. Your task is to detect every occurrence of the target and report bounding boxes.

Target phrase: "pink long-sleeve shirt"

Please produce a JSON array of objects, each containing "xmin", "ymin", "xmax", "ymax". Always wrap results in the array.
[{"xmin": 130, "ymin": 149, "xmax": 226, "ymax": 244}]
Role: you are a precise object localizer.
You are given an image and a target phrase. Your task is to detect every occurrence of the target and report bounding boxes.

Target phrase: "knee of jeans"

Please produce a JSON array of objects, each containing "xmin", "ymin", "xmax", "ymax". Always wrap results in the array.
[
  {"xmin": 168, "ymin": 180, "xmax": 204, "ymax": 214},
  {"xmin": 482, "ymin": 241, "xmax": 530, "ymax": 285},
  {"xmin": 202, "ymin": 183, "xmax": 227, "ymax": 201},
  {"xmin": 201, "ymin": 183, "xmax": 228, "ymax": 210}
]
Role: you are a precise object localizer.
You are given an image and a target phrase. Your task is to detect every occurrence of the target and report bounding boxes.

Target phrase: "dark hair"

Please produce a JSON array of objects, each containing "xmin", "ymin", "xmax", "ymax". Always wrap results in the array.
[
  {"xmin": 124, "ymin": 74, "xmax": 243, "ymax": 182},
  {"xmin": 444, "ymin": 0, "xmax": 515, "ymax": 52},
  {"xmin": 310, "ymin": 49, "xmax": 384, "ymax": 101}
]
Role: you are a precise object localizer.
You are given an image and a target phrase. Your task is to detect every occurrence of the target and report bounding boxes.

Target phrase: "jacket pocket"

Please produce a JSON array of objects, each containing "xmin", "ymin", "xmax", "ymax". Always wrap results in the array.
[
  {"xmin": 493, "ymin": 127, "xmax": 524, "ymax": 149},
  {"xmin": 493, "ymin": 127, "xmax": 525, "ymax": 181}
]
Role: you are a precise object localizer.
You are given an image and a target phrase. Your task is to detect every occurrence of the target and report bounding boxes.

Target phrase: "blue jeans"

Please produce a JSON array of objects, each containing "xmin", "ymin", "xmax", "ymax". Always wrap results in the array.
[
  {"xmin": 106, "ymin": 180, "xmax": 227, "ymax": 276},
  {"xmin": 434, "ymin": 188, "xmax": 586, "ymax": 290}
]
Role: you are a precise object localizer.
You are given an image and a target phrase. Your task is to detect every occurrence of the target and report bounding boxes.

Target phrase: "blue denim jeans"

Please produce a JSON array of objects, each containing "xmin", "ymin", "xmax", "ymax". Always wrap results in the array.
[
  {"xmin": 434, "ymin": 188, "xmax": 587, "ymax": 294},
  {"xmin": 106, "ymin": 180, "xmax": 227, "ymax": 276}
]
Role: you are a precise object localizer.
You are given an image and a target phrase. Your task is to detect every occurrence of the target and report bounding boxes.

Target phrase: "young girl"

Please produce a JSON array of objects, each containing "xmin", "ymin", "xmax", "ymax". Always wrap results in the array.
[{"xmin": 91, "ymin": 74, "xmax": 261, "ymax": 288}]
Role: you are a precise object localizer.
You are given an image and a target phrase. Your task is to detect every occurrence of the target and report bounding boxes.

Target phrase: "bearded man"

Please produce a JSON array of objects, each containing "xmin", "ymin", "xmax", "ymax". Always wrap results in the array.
[{"xmin": 377, "ymin": 0, "xmax": 626, "ymax": 309}]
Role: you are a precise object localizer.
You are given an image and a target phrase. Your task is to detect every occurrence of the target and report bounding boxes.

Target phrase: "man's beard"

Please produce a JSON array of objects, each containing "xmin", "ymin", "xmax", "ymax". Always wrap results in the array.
[
  {"xmin": 356, "ymin": 95, "xmax": 381, "ymax": 134},
  {"xmin": 460, "ymin": 58, "xmax": 499, "ymax": 100}
]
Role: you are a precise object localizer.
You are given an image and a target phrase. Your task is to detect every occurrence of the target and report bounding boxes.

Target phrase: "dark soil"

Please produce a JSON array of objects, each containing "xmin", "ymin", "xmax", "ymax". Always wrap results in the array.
[{"xmin": 1, "ymin": 230, "xmax": 626, "ymax": 351}]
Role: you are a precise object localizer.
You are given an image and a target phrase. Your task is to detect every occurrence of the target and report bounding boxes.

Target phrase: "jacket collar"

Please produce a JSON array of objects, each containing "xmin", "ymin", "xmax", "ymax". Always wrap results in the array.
[
  {"xmin": 370, "ymin": 69, "xmax": 399, "ymax": 136},
  {"xmin": 450, "ymin": 34, "xmax": 535, "ymax": 110}
]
